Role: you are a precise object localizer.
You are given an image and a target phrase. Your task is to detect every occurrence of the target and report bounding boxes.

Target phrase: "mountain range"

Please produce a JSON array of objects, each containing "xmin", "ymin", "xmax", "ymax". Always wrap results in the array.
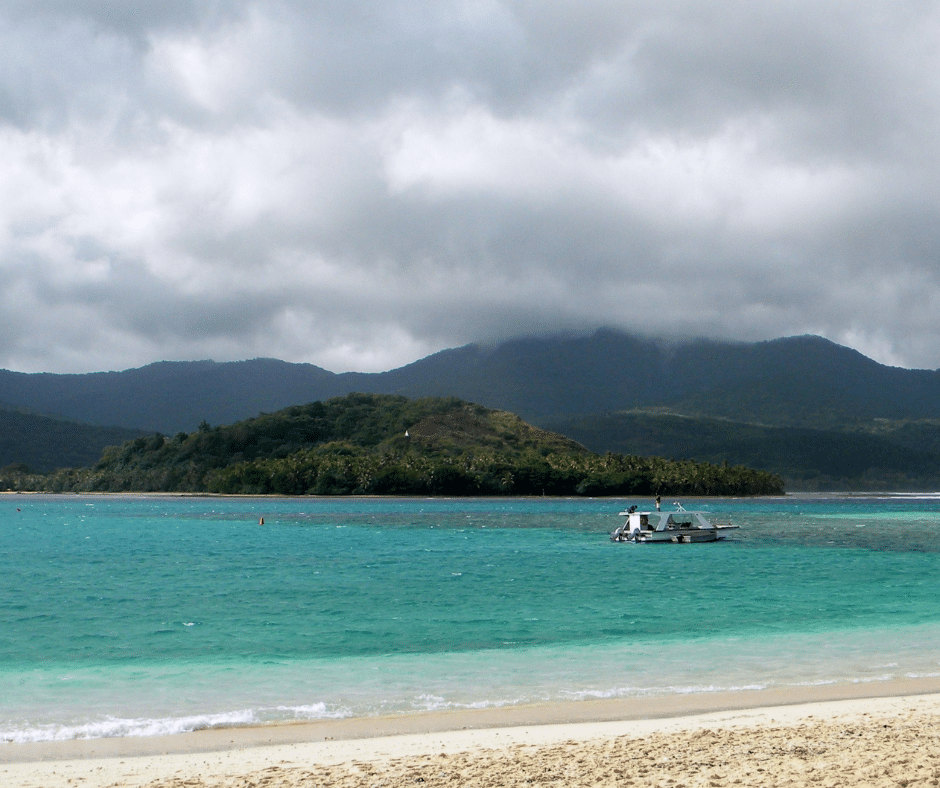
[
  {"xmin": 4, "ymin": 330, "xmax": 939, "ymax": 432},
  {"xmin": 3, "ymin": 329, "xmax": 940, "ymax": 488}
]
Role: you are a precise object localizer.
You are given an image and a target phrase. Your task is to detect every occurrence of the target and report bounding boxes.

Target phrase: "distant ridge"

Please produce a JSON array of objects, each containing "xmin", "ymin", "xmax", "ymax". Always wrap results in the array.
[
  {"xmin": 6, "ymin": 329, "xmax": 940, "ymax": 489},
  {"xmin": 543, "ymin": 411, "xmax": 940, "ymax": 492},
  {"xmin": 0, "ymin": 358, "xmax": 344, "ymax": 434},
  {"xmin": 1, "ymin": 330, "xmax": 939, "ymax": 434}
]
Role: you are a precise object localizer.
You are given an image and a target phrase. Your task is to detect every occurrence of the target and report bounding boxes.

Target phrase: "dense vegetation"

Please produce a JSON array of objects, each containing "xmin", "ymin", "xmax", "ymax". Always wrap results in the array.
[
  {"xmin": 544, "ymin": 411, "xmax": 940, "ymax": 491},
  {"xmin": 0, "ymin": 408, "xmax": 145, "ymax": 472},
  {"xmin": 0, "ymin": 394, "xmax": 783, "ymax": 496}
]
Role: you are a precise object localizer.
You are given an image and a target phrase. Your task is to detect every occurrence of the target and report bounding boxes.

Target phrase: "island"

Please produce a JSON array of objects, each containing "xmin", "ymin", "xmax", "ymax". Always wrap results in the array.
[{"xmin": 1, "ymin": 394, "xmax": 784, "ymax": 496}]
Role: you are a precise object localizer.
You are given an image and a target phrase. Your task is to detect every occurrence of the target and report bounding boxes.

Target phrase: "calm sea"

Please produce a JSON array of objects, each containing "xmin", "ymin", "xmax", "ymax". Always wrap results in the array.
[{"xmin": 2, "ymin": 493, "xmax": 940, "ymax": 743}]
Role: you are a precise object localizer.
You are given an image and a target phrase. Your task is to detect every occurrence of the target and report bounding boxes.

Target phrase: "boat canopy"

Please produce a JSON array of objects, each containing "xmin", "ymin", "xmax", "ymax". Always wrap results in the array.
[{"xmin": 618, "ymin": 510, "xmax": 714, "ymax": 533}]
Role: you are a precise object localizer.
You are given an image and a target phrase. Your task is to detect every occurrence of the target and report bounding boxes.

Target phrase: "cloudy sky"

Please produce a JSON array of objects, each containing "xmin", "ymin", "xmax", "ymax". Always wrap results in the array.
[{"xmin": 2, "ymin": 1, "xmax": 940, "ymax": 374}]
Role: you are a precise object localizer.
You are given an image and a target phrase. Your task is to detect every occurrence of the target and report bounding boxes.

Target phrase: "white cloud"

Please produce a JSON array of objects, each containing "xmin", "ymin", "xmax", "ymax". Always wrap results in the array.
[{"xmin": 2, "ymin": 0, "xmax": 940, "ymax": 373}]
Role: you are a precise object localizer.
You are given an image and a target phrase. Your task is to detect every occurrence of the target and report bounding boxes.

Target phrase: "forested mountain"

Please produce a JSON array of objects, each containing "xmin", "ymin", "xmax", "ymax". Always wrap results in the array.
[
  {"xmin": 3, "ymin": 330, "xmax": 940, "ymax": 434},
  {"xmin": 0, "ymin": 358, "xmax": 342, "ymax": 434},
  {"xmin": 0, "ymin": 394, "xmax": 783, "ymax": 497},
  {"xmin": 4, "ymin": 329, "xmax": 940, "ymax": 490}
]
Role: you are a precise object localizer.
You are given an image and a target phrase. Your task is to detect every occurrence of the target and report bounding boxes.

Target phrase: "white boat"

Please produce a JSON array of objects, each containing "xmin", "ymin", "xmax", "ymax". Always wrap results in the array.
[{"xmin": 610, "ymin": 502, "xmax": 738, "ymax": 544}]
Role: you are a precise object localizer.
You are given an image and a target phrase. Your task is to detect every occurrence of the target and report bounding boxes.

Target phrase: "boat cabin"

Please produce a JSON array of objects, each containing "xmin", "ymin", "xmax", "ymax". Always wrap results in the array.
[
  {"xmin": 612, "ymin": 502, "xmax": 737, "ymax": 544},
  {"xmin": 618, "ymin": 510, "xmax": 715, "ymax": 538}
]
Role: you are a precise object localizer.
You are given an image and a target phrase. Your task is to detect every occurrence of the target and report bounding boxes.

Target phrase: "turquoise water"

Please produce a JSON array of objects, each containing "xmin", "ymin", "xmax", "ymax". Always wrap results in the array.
[{"xmin": 2, "ymin": 493, "xmax": 940, "ymax": 741}]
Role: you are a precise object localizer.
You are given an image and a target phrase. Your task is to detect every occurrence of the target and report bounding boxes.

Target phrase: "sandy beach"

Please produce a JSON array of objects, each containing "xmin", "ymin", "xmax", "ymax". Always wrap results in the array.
[{"xmin": 5, "ymin": 682, "xmax": 940, "ymax": 787}]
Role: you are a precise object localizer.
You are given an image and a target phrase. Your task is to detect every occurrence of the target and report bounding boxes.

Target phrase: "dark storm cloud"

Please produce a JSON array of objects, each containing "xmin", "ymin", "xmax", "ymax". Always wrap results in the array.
[{"xmin": 1, "ymin": 0, "xmax": 939, "ymax": 373}]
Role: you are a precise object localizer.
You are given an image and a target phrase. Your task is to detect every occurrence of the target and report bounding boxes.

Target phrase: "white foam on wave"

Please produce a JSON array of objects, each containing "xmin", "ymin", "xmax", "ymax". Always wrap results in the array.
[
  {"xmin": 273, "ymin": 702, "xmax": 352, "ymax": 720},
  {"xmin": 0, "ymin": 703, "xmax": 355, "ymax": 744},
  {"xmin": 556, "ymin": 682, "xmax": 771, "ymax": 702},
  {"xmin": 848, "ymin": 673, "xmax": 901, "ymax": 684},
  {"xmin": 0, "ymin": 709, "xmax": 258, "ymax": 744},
  {"xmin": 404, "ymin": 693, "xmax": 528, "ymax": 713}
]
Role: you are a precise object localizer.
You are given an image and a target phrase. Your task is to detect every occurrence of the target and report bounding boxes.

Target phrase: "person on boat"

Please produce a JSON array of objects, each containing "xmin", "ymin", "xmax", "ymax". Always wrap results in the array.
[{"xmin": 655, "ymin": 495, "xmax": 661, "ymax": 511}]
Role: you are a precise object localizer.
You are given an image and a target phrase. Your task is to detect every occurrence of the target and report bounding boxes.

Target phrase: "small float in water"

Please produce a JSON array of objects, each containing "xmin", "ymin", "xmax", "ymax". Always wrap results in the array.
[{"xmin": 610, "ymin": 502, "xmax": 738, "ymax": 544}]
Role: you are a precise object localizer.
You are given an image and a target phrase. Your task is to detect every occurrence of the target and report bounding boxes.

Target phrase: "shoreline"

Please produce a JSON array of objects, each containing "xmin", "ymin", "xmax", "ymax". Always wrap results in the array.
[
  {"xmin": 6, "ymin": 676, "xmax": 940, "ymax": 763},
  {"xmin": 4, "ymin": 679, "xmax": 940, "ymax": 788}
]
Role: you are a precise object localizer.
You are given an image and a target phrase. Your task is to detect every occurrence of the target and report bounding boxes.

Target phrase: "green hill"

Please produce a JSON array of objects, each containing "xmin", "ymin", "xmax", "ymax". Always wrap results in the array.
[{"xmin": 1, "ymin": 394, "xmax": 783, "ymax": 497}]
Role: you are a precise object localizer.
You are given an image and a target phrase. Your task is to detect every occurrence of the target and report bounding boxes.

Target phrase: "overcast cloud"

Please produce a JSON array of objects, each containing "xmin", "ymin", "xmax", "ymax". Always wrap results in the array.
[{"xmin": 2, "ymin": 0, "xmax": 940, "ymax": 373}]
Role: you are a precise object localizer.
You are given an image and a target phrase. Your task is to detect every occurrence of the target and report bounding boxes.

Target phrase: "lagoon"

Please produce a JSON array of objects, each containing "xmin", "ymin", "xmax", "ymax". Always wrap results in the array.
[{"xmin": 2, "ymin": 493, "xmax": 940, "ymax": 743}]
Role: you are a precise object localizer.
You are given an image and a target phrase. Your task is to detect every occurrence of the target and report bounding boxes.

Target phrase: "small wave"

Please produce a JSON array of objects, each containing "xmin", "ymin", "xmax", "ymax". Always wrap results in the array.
[
  {"xmin": 0, "ymin": 702, "xmax": 359, "ymax": 744},
  {"xmin": 274, "ymin": 703, "xmax": 351, "ymax": 720},
  {"xmin": 0, "ymin": 710, "xmax": 258, "ymax": 744},
  {"xmin": 791, "ymin": 678, "xmax": 839, "ymax": 687},
  {"xmin": 558, "ymin": 682, "xmax": 770, "ymax": 702},
  {"xmin": 406, "ymin": 694, "xmax": 526, "ymax": 713}
]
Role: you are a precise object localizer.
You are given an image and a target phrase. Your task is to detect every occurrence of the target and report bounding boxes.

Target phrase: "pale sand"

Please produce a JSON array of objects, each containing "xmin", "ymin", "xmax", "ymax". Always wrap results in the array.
[{"xmin": 6, "ymin": 684, "xmax": 940, "ymax": 787}]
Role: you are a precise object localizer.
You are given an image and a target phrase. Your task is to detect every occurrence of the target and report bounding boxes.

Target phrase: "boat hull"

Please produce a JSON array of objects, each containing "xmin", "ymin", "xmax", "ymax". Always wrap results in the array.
[{"xmin": 636, "ymin": 528, "xmax": 719, "ymax": 543}]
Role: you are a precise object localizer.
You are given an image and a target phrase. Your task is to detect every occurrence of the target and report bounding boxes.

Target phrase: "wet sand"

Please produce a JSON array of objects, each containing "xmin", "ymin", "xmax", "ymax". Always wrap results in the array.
[{"xmin": 5, "ymin": 680, "xmax": 940, "ymax": 787}]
